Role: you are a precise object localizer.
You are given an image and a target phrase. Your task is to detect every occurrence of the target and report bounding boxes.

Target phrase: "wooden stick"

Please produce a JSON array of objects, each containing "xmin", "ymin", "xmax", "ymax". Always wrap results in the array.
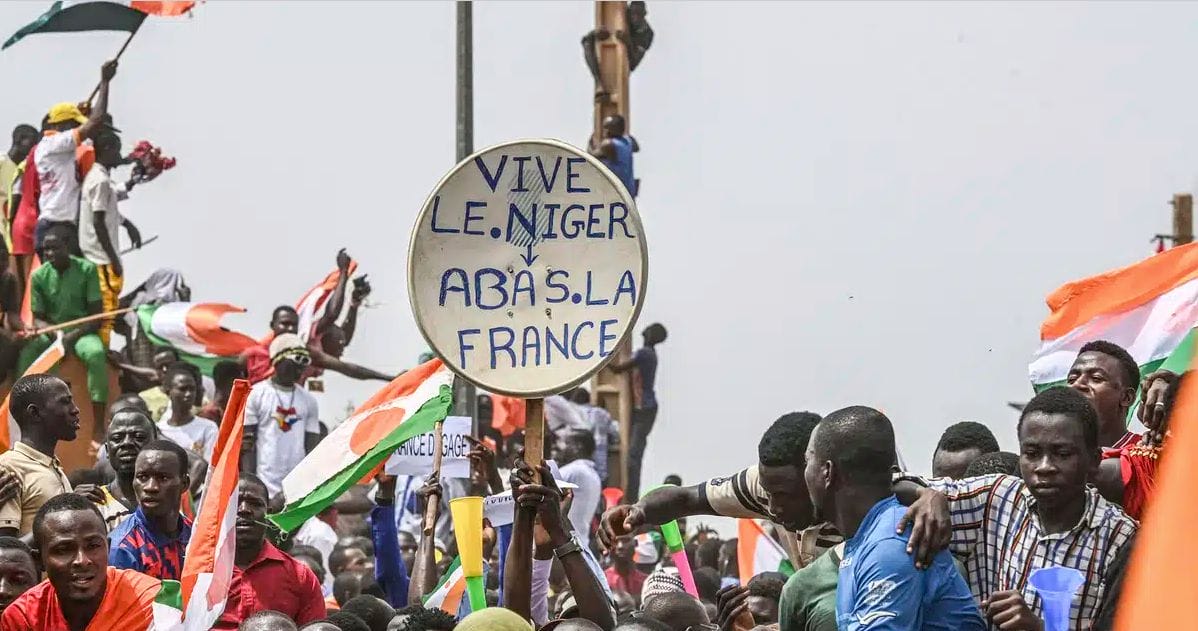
[
  {"xmin": 87, "ymin": 28, "xmax": 138, "ymax": 104},
  {"xmin": 421, "ymin": 419, "xmax": 446, "ymax": 535},
  {"xmin": 523, "ymin": 398, "xmax": 545, "ymax": 481},
  {"xmin": 28, "ymin": 307, "xmax": 134, "ymax": 337}
]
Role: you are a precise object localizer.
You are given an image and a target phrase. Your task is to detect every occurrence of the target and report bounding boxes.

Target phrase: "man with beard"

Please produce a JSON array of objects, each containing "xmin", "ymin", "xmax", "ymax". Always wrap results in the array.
[
  {"xmin": 93, "ymin": 409, "xmax": 158, "ymax": 530},
  {"xmin": 0, "ymin": 375, "xmax": 76, "ymax": 537},
  {"xmin": 214, "ymin": 473, "xmax": 324, "ymax": 629},
  {"xmin": 1, "ymin": 493, "xmax": 161, "ymax": 630}
]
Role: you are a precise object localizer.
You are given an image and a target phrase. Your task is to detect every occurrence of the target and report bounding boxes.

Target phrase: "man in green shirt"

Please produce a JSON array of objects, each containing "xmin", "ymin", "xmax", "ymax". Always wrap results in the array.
[
  {"xmin": 779, "ymin": 543, "xmax": 840, "ymax": 631},
  {"xmin": 16, "ymin": 226, "xmax": 107, "ymax": 448}
]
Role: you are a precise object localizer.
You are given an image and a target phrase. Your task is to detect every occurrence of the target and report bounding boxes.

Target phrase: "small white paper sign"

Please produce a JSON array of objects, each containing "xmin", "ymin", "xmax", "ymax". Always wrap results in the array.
[
  {"xmin": 483, "ymin": 460, "xmax": 577, "ymax": 527},
  {"xmin": 385, "ymin": 416, "xmax": 473, "ymax": 478}
]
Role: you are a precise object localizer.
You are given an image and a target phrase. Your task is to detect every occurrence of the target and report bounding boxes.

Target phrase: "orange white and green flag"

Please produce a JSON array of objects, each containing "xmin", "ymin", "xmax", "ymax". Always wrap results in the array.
[
  {"xmin": 1030, "ymin": 242, "xmax": 1198, "ymax": 391},
  {"xmin": 737, "ymin": 519, "xmax": 794, "ymax": 584},
  {"xmin": 138, "ymin": 302, "xmax": 258, "ymax": 376},
  {"xmin": 424, "ymin": 556, "xmax": 467, "ymax": 616},
  {"xmin": 0, "ymin": 334, "xmax": 65, "ymax": 451},
  {"xmin": 270, "ymin": 359, "xmax": 453, "ymax": 532},
  {"xmin": 156, "ymin": 379, "xmax": 249, "ymax": 630}
]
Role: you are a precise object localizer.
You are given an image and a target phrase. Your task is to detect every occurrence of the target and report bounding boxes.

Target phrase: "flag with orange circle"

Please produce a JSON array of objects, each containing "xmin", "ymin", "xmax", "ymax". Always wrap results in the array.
[{"xmin": 269, "ymin": 359, "xmax": 453, "ymax": 532}]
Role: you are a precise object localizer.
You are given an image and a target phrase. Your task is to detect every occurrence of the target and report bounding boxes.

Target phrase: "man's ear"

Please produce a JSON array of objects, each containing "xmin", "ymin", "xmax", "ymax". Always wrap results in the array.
[{"xmin": 1120, "ymin": 386, "xmax": 1137, "ymax": 411}]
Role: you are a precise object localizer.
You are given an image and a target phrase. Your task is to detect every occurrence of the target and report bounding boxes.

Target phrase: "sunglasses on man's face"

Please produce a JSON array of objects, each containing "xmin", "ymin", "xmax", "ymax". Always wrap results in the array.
[{"xmin": 279, "ymin": 352, "xmax": 311, "ymax": 367}]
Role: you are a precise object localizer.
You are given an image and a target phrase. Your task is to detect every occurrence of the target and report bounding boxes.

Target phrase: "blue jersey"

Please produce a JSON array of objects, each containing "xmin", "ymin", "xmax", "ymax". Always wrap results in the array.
[
  {"xmin": 601, "ymin": 135, "xmax": 637, "ymax": 197},
  {"xmin": 837, "ymin": 496, "xmax": 984, "ymax": 630}
]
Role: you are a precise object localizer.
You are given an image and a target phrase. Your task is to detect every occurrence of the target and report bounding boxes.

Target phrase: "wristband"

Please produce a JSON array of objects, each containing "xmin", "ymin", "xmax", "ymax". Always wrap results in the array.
[{"xmin": 553, "ymin": 536, "xmax": 583, "ymax": 559}]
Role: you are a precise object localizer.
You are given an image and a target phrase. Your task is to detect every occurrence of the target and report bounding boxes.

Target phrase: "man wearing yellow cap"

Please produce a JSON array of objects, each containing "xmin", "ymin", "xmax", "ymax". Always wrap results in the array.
[{"xmin": 30, "ymin": 60, "xmax": 118, "ymax": 253}]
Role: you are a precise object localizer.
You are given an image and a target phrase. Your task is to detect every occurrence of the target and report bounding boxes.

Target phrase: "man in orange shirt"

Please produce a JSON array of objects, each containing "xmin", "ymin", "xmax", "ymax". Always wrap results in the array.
[{"xmin": 0, "ymin": 493, "xmax": 162, "ymax": 631}]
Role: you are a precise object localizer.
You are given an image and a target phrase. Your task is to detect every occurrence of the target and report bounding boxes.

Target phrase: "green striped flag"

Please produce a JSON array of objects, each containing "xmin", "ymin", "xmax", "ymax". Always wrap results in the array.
[
  {"xmin": 4, "ymin": 1, "xmax": 147, "ymax": 50},
  {"xmin": 269, "ymin": 359, "xmax": 453, "ymax": 532},
  {"xmin": 137, "ymin": 302, "xmax": 259, "ymax": 376},
  {"xmin": 1030, "ymin": 243, "xmax": 1198, "ymax": 393},
  {"xmin": 424, "ymin": 557, "xmax": 467, "ymax": 615}
]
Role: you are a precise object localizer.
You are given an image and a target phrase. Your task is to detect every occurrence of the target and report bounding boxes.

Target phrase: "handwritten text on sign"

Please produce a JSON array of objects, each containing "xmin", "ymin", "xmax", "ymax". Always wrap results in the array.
[
  {"xmin": 384, "ymin": 416, "xmax": 472, "ymax": 478},
  {"xmin": 408, "ymin": 139, "xmax": 647, "ymax": 396}
]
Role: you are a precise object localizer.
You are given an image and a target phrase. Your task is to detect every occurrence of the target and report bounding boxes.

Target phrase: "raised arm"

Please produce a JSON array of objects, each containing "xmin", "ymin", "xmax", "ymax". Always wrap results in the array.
[
  {"xmin": 520, "ymin": 462, "xmax": 615, "ymax": 630},
  {"xmin": 78, "ymin": 61, "xmax": 117, "ymax": 142},
  {"xmin": 372, "ymin": 473, "xmax": 409, "ymax": 608},
  {"xmin": 341, "ymin": 276, "xmax": 370, "ymax": 346},
  {"xmin": 503, "ymin": 468, "xmax": 536, "ymax": 622},
  {"xmin": 407, "ymin": 475, "xmax": 442, "ymax": 605},
  {"xmin": 314, "ymin": 249, "xmax": 351, "ymax": 338}
]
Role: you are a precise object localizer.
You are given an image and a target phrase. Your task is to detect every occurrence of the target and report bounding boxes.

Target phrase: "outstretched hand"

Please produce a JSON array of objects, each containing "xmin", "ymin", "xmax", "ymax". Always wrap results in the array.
[
  {"xmin": 599, "ymin": 504, "xmax": 646, "ymax": 549},
  {"xmin": 336, "ymin": 248, "xmax": 351, "ymax": 272},
  {"xmin": 101, "ymin": 59, "xmax": 118, "ymax": 82}
]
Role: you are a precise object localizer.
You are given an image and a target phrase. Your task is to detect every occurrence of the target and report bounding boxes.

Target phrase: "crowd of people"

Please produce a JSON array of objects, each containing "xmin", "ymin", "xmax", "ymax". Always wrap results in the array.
[
  {"xmin": 0, "ymin": 312, "xmax": 1173, "ymax": 631},
  {"xmin": 0, "ymin": 45, "xmax": 1177, "ymax": 631}
]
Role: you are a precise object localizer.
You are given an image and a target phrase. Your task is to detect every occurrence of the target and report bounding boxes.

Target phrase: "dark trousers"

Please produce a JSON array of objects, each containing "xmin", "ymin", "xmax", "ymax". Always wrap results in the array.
[{"xmin": 626, "ymin": 405, "xmax": 659, "ymax": 502}]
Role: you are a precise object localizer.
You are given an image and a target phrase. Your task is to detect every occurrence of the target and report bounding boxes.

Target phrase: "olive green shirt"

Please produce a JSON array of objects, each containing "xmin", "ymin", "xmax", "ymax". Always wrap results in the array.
[
  {"xmin": 30, "ymin": 255, "xmax": 100, "ymax": 324},
  {"xmin": 779, "ymin": 543, "xmax": 840, "ymax": 631}
]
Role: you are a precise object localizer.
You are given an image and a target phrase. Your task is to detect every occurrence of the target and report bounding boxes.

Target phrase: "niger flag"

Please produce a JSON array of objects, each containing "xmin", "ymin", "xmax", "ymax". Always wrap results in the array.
[
  {"xmin": 171, "ymin": 379, "xmax": 249, "ymax": 630},
  {"xmin": 1115, "ymin": 362, "xmax": 1198, "ymax": 627},
  {"xmin": 270, "ymin": 359, "xmax": 452, "ymax": 532}
]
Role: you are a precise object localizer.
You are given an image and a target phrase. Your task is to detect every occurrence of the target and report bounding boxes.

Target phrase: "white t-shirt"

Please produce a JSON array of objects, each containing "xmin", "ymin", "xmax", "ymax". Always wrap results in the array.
[
  {"xmin": 246, "ymin": 380, "xmax": 320, "ymax": 498},
  {"xmin": 295, "ymin": 516, "xmax": 338, "ymax": 592},
  {"xmin": 78, "ymin": 163, "xmax": 120, "ymax": 265},
  {"xmin": 34, "ymin": 130, "xmax": 81, "ymax": 223},
  {"xmin": 157, "ymin": 416, "xmax": 219, "ymax": 462},
  {"xmin": 557, "ymin": 458, "xmax": 602, "ymax": 551}
]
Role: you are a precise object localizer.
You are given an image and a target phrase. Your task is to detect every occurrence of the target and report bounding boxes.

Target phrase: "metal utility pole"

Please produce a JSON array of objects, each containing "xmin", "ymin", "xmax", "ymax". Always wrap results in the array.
[
  {"xmin": 453, "ymin": 0, "xmax": 478, "ymax": 427},
  {"xmin": 456, "ymin": 1, "xmax": 473, "ymax": 163}
]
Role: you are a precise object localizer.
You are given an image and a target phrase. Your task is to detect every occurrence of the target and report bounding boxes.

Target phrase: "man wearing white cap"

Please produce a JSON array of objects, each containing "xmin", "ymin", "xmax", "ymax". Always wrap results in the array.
[{"xmin": 244, "ymin": 333, "xmax": 321, "ymax": 499}]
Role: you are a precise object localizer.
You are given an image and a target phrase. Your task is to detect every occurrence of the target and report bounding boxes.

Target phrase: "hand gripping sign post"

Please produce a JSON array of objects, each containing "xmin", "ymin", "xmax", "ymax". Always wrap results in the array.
[{"xmin": 409, "ymin": 139, "xmax": 646, "ymax": 613}]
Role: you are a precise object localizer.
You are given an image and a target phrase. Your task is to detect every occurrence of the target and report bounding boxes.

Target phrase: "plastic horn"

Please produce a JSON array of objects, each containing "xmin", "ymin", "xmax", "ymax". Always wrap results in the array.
[
  {"xmin": 602, "ymin": 487, "xmax": 625, "ymax": 509},
  {"xmin": 449, "ymin": 496, "xmax": 487, "ymax": 611},
  {"xmin": 660, "ymin": 519, "xmax": 698, "ymax": 598}
]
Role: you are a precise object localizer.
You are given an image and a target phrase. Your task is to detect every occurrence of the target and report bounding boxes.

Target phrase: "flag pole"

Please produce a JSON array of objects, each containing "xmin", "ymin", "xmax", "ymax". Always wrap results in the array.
[
  {"xmin": 26, "ymin": 307, "xmax": 134, "ymax": 337},
  {"xmin": 86, "ymin": 26, "xmax": 140, "ymax": 104},
  {"xmin": 119, "ymin": 234, "xmax": 158, "ymax": 255},
  {"xmin": 421, "ymin": 420, "xmax": 446, "ymax": 536}
]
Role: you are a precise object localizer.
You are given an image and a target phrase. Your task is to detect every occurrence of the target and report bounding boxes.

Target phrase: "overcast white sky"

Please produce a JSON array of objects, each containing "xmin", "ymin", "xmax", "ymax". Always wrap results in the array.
[{"xmin": 2, "ymin": 1, "xmax": 1196, "ymax": 528}]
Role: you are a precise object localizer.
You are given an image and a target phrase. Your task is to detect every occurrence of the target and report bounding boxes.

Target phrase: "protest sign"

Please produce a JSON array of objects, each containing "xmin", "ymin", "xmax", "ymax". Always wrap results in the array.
[
  {"xmin": 482, "ymin": 460, "xmax": 577, "ymax": 527},
  {"xmin": 407, "ymin": 139, "xmax": 648, "ymax": 397},
  {"xmin": 385, "ymin": 416, "xmax": 472, "ymax": 478}
]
